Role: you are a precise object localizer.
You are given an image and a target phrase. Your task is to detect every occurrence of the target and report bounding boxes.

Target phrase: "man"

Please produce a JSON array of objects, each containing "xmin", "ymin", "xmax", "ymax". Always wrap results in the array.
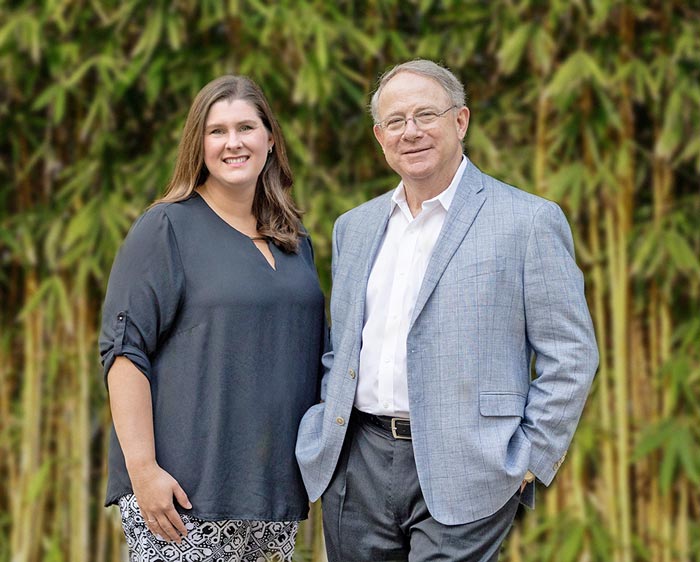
[{"xmin": 296, "ymin": 59, "xmax": 598, "ymax": 562}]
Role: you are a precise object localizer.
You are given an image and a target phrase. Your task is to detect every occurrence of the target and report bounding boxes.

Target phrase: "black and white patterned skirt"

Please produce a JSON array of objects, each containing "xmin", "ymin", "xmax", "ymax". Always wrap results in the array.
[{"xmin": 118, "ymin": 494, "xmax": 298, "ymax": 562}]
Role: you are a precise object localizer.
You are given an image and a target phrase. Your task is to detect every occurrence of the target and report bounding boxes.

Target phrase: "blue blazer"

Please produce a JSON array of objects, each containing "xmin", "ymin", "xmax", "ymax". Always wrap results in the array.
[{"xmin": 296, "ymin": 159, "xmax": 599, "ymax": 525}]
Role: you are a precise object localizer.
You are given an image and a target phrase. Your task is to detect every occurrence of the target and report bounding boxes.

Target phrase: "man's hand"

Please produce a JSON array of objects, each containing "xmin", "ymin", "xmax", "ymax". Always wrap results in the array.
[
  {"xmin": 520, "ymin": 470, "xmax": 535, "ymax": 494},
  {"xmin": 129, "ymin": 461, "xmax": 192, "ymax": 543}
]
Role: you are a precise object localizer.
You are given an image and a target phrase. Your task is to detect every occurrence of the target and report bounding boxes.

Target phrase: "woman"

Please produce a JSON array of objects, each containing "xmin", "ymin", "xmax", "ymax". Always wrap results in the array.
[{"xmin": 99, "ymin": 75, "xmax": 326, "ymax": 561}]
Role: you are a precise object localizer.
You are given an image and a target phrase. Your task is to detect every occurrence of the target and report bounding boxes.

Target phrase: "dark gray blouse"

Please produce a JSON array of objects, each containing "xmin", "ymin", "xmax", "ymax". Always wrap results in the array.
[{"xmin": 99, "ymin": 193, "xmax": 326, "ymax": 521}]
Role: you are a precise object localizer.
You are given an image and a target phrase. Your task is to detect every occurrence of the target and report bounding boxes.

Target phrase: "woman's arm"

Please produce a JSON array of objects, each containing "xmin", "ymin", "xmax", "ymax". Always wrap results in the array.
[{"xmin": 107, "ymin": 356, "xmax": 191, "ymax": 543}]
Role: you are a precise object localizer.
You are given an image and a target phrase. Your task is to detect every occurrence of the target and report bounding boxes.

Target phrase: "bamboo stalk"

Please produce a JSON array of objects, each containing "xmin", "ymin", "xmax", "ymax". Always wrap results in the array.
[
  {"xmin": 10, "ymin": 273, "xmax": 44, "ymax": 562},
  {"xmin": 629, "ymin": 316, "xmax": 650, "ymax": 553},
  {"xmin": 506, "ymin": 525, "xmax": 523, "ymax": 562},
  {"xmin": 312, "ymin": 501, "xmax": 327, "ymax": 562},
  {"xmin": 0, "ymin": 338, "xmax": 12, "ymax": 505},
  {"xmin": 675, "ymin": 478, "xmax": 689, "ymax": 562},
  {"xmin": 95, "ymin": 407, "xmax": 110, "ymax": 562},
  {"xmin": 70, "ymin": 288, "xmax": 91, "ymax": 562}
]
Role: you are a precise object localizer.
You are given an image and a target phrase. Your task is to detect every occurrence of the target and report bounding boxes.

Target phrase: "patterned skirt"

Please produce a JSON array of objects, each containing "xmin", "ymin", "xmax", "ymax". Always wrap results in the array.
[{"xmin": 118, "ymin": 494, "xmax": 298, "ymax": 562}]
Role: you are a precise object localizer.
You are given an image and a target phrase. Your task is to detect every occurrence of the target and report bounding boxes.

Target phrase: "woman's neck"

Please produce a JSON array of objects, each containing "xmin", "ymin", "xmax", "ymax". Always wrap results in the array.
[{"xmin": 197, "ymin": 182, "xmax": 259, "ymax": 236}]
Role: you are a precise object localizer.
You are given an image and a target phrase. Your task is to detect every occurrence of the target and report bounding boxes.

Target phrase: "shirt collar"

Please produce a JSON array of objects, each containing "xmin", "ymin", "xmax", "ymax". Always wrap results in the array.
[{"xmin": 390, "ymin": 155, "xmax": 468, "ymax": 215}]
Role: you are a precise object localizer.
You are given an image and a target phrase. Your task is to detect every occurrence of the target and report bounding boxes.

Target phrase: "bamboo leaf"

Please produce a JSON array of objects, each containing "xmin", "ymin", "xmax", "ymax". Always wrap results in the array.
[
  {"xmin": 659, "ymin": 437, "xmax": 679, "ymax": 494},
  {"xmin": 531, "ymin": 27, "xmax": 554, "ymax": 75},
  {"xmin": 558, "ymin": 521, "xmax": 585, "ymax": 562},
  {"xmin": 665, "ymin": 230, "xmax": 700, "ymax": 274},
  {"xmin": 678, "ymin": 430, "xmax": 700, "ymax": 485},
  {"xmin": 32, "ymin": 84, "xmax": 62, "ymax": 111},
  {"xmin": 130, "ymin": 6, "xmax": 163, "ymax": 58},
  {"xmin": 315, "ymin": 22, "xmax": 329, "ymax": 70},
  {"xmin": 655, "ymin": 90, "xmax": 684, "ymax": 159},
  {"xmin": 547, "ymin": 51, "xmax": 607, "ymax": 97},
  {"xmin": 630, "ymin": 227, "xmax": 660, "ymax": 276},
  {"xmin": 27, "ymin": 460, "xmax": 52, "ymax": 502},
  {"xmin": 166, "ymin": 13, "xmax": 183, "ymax": 50},
  {"xmin": 52, "ymin": 88, "xmax": 66, "ymax": 124},
  {"xmin": 633, "ymin": 420, "xmax": 674, "ymax": 461},
  {"xmin": 497, "ymin": 23, "xmax": 532, "ymax": 76}
]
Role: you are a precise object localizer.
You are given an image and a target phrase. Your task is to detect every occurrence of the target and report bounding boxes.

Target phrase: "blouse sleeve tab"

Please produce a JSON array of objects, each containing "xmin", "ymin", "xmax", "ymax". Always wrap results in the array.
[{"xmin": 113, "ymin": 311, "xmax": 128, "ymax": 355}]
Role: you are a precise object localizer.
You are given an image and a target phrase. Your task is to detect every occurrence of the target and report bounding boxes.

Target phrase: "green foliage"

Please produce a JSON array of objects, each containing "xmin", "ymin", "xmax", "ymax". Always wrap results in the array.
[{"xmin": 1, "ymin": 1, "xmax": 699, "ymax": 561}]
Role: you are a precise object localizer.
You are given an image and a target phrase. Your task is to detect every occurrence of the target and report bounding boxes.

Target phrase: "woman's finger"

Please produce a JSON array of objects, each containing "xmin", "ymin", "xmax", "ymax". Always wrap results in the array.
[
  {"xmin": 143, "ymin": 513, "xmax": 160, "ymax": 535},
  {"xmin": 165, "ymin": 506, "xmax": 188, "ymax": 538},
  {"xmin": 173, "ymin": 483, "xmax": 192, "ymax": 510},
  {"xmin": 153, "ymin": 514, "xmax": 183, "ymax": 543}
]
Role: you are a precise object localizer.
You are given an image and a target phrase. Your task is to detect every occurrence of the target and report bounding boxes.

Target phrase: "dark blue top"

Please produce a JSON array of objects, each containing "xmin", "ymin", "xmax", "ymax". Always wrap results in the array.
[{"xmin": 99, "ymin": 193, "xmax": 326, "ymax": 521}]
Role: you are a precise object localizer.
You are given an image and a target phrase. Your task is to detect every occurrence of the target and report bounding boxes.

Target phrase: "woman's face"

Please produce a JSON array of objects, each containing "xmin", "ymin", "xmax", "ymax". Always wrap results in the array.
[{"xmin": 202, "ymin": 98, "xmax": 273, "ymax": 195}]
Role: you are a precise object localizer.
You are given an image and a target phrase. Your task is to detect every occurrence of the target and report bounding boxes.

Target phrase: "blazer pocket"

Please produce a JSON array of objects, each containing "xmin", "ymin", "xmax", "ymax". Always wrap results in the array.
[
  {"xmin": 459, "ymin": 258, "xmax": 506, "ymax": 280},
  {"xmin": 479, "ymin": 392, "xmax": 526, "ymax": 417}
]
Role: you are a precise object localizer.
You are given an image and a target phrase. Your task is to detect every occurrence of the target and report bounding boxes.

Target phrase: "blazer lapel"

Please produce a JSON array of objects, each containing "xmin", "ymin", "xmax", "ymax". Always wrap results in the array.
[
  {"xmin": 409, "ymin": 161, "xmax": 486, "ymax": 330},
  {"xmin": 350, "ymin": 192, "xmax": 393, "ymax": 336}
]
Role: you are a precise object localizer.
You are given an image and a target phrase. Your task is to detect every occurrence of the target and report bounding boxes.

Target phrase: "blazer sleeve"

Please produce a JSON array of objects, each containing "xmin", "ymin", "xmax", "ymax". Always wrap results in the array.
[
  {"xmin": 300, "ymin": 232, "xmax": 331, "ymax": 402},
  {"xmin": 318, "ymin": 217, "xmax": 344, "ymax": 402},
  {"xmin": 98, "ymin": 206, "xmax": 185, "ymax": 386},
  {"xmin": 521, "ymin": 201, "xmax": 599, "ymax": 485}
]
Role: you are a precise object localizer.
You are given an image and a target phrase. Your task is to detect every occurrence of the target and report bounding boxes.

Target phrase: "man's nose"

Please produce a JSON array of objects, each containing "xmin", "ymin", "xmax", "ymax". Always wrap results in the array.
[{"xmin": 402, "ymin": 117, "xmax": 422, "ymax": 139}]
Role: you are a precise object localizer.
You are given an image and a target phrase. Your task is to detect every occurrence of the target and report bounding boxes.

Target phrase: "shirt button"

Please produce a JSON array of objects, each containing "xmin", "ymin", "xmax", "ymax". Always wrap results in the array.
[
  {"xmin": 336, "ymin": 417, "xmax": 345, "ymax": 426},
  {"xmin": 383, "ymin": 402, "xmax": 389, "ymax": 409},
  {"xmin": 348, "ymin": 369, "xmax": 356, "ymax": 379},
  {"xmin": 117, "ymin": 313, "xmax": 125, "ymax": 322}
]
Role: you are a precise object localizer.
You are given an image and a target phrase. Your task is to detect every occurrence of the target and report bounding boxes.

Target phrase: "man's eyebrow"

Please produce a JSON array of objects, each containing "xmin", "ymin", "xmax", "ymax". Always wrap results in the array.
[
  {"xmin": 414, "ymin": 104, "xmax": 440, "ymax": 112},
  {"xmin": 382, "ymin": 104, "xmax": 438, "ymax": 118}
]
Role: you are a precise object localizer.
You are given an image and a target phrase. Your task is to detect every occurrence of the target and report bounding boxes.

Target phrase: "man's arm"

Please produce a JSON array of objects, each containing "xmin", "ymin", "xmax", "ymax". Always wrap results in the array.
[
  {"xmin": 318, "ymin": 216, "xmax": 344, "ymax": 403},
  {"xmin": 521, "ymin": 201, "xmax": 599, "ymax": 485}
]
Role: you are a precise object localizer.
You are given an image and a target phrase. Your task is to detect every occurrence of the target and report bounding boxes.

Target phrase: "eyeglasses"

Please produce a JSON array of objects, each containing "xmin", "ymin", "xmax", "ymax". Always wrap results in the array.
[{"xmin": 376, "ymin": 105, "xmax": 458, "ymax": 134}]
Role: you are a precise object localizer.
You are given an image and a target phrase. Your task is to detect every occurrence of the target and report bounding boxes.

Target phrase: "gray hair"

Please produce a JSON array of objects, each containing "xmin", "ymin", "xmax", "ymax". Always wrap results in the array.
[{"xmin": 369, "ymin": 59, "xmax": 466, "ymax": 123}]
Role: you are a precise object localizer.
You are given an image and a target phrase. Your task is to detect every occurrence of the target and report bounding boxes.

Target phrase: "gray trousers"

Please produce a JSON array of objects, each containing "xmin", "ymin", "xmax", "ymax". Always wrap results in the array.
[{"xmin": 322, "ymin": 411, "xmax": 521, "ymax": 562}]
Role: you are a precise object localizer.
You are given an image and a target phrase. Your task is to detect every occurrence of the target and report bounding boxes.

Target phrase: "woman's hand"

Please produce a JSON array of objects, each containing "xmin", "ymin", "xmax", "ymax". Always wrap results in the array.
[
  {"xmin": 129, "ymin": 461, "xmax": 191, "ymax": 543},
  {"xmin": 108, "ymin": 357, "xmax": 191, "ymax": 543}
]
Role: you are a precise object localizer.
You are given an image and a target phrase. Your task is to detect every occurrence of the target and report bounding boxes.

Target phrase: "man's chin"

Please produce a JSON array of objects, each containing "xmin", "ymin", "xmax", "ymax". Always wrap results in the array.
[{"xmin": 398, "ymin": 163, "xmax": 435, "ymax": 181}]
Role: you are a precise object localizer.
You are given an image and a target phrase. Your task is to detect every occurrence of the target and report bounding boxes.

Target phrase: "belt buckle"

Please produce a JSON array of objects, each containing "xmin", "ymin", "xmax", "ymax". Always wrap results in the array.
[{"xmin": 390, "ymin": 418, "xmax": 411, "ymax": 440}]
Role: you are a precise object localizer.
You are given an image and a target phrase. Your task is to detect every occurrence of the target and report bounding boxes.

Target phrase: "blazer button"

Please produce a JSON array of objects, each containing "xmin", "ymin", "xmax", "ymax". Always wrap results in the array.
[
  {"xmin": 553, "ymin": 451, "xmax": 568, "ymax": 471},
  {"xmin": 336, "ymin": 417, "xmax": 345, "ymax": 426},
  {"xmin": 348, "ymin": 369, "xmax": 356, "ymax": 379}
]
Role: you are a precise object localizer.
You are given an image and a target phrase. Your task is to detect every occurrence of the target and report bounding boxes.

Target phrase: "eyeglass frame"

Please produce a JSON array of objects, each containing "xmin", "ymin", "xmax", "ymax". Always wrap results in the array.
[{"xmin": 374, "ymin": 105, "xmax": 459, "ymax": 134}]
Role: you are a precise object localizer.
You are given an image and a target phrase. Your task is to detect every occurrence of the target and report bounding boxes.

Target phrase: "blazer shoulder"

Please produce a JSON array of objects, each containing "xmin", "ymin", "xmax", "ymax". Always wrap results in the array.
[
  {"xmin": 480, "ymin": 170, "xmax": 558, "ymax": 217},
  {"xmin": 336, "ymin": 189, "xmax": 393, "ymax": 228}
]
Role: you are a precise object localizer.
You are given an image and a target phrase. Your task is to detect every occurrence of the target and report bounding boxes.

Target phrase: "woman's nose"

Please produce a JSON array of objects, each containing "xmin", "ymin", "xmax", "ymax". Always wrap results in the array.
[{"xmin": 225, "ymin": 132, "xmax": 242, "ymax": 149}]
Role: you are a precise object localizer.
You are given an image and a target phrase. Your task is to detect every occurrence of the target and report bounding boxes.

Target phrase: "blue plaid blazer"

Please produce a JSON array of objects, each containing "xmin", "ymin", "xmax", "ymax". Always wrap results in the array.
[{"xmin": 296, "ymin": 159, "xmax": 598, "ymax": 524}]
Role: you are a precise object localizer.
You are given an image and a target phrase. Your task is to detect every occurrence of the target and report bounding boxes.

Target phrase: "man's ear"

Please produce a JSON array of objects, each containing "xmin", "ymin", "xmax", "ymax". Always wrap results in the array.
[
  {"xmin": 373, "ymin": 124, "xmax": 386, "ymax": 152},
  {"xmin": 457, "ymin": 106, "xmax": 470, "ymax": 140}
]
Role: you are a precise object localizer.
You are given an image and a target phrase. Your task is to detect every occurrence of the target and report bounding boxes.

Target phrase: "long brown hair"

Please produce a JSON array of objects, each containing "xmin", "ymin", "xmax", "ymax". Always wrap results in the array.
[{"xmin": 156, "ymin": 75, "xmax": 303, "ymax": 253}]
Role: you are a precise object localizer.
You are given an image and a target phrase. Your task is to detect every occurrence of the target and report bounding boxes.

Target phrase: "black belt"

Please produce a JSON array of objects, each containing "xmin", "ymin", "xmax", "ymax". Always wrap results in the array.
[{"xmin": 353, "ymin": 408, "xmax": 412, "ymax": 440}]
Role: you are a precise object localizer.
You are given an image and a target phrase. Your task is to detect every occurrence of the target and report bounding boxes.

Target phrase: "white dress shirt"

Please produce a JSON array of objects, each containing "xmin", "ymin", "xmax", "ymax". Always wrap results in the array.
[{"xmin": 355, "ymin": 157, "xmax": 468, "ymax": 417}]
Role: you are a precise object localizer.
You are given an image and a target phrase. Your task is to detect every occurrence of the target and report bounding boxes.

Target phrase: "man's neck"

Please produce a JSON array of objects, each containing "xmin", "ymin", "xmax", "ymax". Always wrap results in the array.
[{"xmin": 402, "ymin": 154, "xmax": 463, "ymax": 217}]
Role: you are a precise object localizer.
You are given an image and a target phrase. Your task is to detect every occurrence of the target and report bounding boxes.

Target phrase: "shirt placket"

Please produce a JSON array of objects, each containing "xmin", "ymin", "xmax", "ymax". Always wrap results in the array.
[{"xmin": 377, "ymin": 217, "xmax": 421, "ymax": 412}]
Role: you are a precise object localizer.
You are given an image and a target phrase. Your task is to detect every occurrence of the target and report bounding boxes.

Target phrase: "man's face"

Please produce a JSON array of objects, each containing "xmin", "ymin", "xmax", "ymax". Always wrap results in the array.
[{"xmin": 373, "ymin": 72, "xmax": 469, "ymax": 190}]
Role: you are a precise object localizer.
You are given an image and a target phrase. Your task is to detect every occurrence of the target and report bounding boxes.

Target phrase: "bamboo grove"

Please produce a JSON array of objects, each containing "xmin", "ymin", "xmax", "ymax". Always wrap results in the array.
[{"xmin": 1, "ymin": 1, "xmax": 699, "ymax": 561}]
